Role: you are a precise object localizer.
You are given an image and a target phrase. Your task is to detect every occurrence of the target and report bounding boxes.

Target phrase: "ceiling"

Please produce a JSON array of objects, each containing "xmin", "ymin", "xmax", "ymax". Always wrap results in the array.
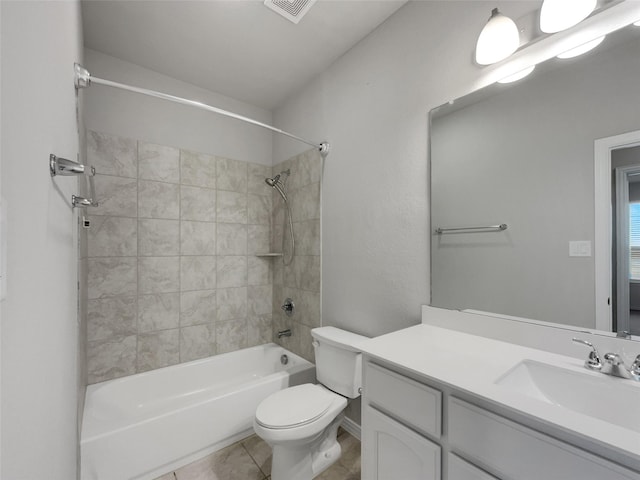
[{"xmin": 81, "ymin": 0, "xmax": 407, "ymax": 110}]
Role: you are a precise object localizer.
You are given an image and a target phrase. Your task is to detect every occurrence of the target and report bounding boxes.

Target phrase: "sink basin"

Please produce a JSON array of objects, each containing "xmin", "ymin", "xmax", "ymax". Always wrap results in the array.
[{"xmin": 495, "ymin": 360, "xmax": 640, "ymax": 433}]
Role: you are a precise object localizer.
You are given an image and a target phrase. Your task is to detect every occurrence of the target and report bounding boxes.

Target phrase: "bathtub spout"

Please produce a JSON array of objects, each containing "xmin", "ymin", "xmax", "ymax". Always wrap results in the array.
[{"xmin": 278, "ymin": 329, "xmax": 292, "ymax": 338}]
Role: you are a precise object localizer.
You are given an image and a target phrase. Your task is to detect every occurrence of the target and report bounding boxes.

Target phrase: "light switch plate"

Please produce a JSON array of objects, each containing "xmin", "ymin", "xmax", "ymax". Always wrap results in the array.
[{"xmin": 569, "ymin": 240, "xmax": 591, "ymax": 257}]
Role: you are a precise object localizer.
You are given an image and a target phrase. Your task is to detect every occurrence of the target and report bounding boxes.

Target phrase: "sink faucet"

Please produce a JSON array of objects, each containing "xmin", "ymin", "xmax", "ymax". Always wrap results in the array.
[{"xmin": 573, "ymin": 338, "xmax": 640, "ymax": 381}]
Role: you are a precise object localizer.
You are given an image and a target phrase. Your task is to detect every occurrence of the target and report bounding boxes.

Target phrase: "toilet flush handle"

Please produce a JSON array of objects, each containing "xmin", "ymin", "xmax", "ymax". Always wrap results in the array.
[{"xmin": 312, "ymin": 340, "xmax": 320, "ymax": 348}]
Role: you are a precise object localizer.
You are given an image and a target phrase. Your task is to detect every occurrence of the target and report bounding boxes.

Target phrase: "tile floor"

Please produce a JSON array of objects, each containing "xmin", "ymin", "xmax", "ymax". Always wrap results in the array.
[{"xmin": 155, "ymin": 428, "xmax": 360, "ymax": 480}]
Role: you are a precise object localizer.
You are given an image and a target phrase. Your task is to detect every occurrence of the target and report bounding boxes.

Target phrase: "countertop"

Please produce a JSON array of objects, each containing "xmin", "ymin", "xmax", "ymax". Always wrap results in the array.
[{"xmin": 359, "ymin": 324, "xmax": 640, "ymax": 469}]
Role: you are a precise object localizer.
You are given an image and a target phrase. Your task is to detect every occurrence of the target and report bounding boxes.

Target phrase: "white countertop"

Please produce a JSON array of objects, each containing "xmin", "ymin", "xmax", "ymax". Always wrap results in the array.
[{"xmin": 360, "ymin": 324, "xmax": 640, "ymax": 467}]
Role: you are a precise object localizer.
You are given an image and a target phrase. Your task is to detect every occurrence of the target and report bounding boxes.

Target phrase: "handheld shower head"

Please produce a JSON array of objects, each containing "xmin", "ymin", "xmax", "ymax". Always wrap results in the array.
[
  {"xmin": 265, "ymin": 174, "xmax": 281, "ymax": 187},
  {"xmin": 265, "ymin": 172, "xmax": 288, "ymax": 201}
]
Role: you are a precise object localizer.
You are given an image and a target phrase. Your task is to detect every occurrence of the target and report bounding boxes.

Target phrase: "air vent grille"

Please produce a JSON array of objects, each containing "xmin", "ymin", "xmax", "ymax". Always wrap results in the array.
[{"xmin": 264, "ymin": 0, "xmax": 318, "ymax": 24}]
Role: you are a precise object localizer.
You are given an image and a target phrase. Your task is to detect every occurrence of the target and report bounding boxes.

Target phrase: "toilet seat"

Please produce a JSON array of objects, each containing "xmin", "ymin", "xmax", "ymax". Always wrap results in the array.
[{"xmin": 255, "ymin": 384, "xmax": 340, "ymax": 429}]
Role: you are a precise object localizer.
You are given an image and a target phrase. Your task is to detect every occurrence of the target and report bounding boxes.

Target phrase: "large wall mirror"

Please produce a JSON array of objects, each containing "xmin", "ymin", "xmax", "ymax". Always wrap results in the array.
[{"xmin": 430, "ymin": 24, "xmax": 640, "ymax": 340}]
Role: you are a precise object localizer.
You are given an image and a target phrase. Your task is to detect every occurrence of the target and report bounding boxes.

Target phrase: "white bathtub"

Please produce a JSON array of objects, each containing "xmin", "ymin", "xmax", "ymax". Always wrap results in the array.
[{"xmin": 81, "ymin": 343, "xmax": 315, "ymax": 480}]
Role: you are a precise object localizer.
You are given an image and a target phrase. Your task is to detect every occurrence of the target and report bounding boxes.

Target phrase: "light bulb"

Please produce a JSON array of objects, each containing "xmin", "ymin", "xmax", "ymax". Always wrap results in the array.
[
  {"xmin": 540, "ymin": 0, "xmax": 597, "ymax": 33},
  {"xmin": 475, "ymin": 8, "xmax": 520, "ymax": 65},
  {"xmin": 557, "ymin": 36, "xmax": 605, "ymax": 59},
  {"xmin": 497, "ymin": 65, "xmax": 536, "ymax": 84}
]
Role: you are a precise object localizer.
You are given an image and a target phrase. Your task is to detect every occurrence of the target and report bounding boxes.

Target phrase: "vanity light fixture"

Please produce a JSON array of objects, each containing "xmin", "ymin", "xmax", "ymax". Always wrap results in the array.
[
  {"xmin": 540, "ymin": 0, "xmax": 597, "ymax": 33},
  {"xmin": 497, "ymin": 65, "xmax": 536, "ymax": 84},
  {"xmin": 475, "ymin": 8, "xmax": 520, "ymax": 65},
  {"xmin": 556, "ymin": 35, "xmax": 606, "ymax": 59}
]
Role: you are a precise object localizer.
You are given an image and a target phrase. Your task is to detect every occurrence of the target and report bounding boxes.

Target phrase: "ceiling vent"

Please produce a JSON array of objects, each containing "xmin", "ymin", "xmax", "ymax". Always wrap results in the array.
[{"xmin": 263, "ymin": 0, "xmax": 318, "ymax": 24}]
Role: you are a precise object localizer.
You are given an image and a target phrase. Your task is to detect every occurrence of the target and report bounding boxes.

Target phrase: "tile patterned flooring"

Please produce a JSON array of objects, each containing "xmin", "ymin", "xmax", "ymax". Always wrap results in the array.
[{"xmin": 155, "ymin": 429, "xmax": 360, "ymax": 480}]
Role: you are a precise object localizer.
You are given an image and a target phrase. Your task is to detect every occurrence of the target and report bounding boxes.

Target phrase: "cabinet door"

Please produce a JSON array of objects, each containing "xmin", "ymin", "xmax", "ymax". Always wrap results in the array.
[
  {"xmin": 363, "ymin": 405, "xmax": 441, "ymax": 480},
  {"xmin": 448, "ymin": 454, "xmax": 498, "ymax": 480}
]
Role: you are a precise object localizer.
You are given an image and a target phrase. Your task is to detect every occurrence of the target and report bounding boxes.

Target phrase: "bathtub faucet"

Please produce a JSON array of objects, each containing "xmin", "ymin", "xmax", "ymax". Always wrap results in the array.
[{"xmin": 278, "ymin": 329, "xmax": 292, "ymax": 338}]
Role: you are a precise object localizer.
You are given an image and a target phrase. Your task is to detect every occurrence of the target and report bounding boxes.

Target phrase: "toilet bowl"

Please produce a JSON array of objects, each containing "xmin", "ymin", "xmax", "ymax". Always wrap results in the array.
[{"xmin": 253, "ymin": 326, "xmax": 369, "ymax": 480}]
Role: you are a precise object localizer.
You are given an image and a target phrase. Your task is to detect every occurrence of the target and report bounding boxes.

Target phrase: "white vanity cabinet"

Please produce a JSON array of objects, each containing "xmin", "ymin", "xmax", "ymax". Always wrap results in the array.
[{"xmin": 361, "ymin": 357, "xmax": 640, "ymax": 480}]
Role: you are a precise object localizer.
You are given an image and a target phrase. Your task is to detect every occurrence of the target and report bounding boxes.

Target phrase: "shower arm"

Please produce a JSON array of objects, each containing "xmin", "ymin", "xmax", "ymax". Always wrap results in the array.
[{"xmin": 74, "ymin": 64, "xmax": 330, "ymax": 156}]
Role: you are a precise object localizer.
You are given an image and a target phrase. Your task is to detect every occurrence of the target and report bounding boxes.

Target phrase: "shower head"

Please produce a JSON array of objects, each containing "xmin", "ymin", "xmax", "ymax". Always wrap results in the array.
[
  {"xmin": 265, "ymin": 174, "xmax": 281, "ymax": 187},
  {"xmin": 265, "ymin": 172, "xmax": 288, "ymax": 202}
]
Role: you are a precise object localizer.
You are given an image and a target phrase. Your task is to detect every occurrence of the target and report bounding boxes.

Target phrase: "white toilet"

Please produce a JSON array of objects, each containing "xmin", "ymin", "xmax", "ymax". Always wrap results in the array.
[{"xmin": 253, "ymin": 326, "xmax": 369, "ymax": 480}]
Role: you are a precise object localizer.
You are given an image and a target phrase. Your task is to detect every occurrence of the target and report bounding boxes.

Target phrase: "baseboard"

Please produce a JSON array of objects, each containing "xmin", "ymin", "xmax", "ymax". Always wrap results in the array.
[{"xmin": 340, "ymin": 416, "xmax": 361, "ymax": 441}]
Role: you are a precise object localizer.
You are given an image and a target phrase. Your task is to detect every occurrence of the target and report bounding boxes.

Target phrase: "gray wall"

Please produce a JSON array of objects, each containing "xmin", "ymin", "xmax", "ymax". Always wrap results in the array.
[
  {"xmin": 431, "ymin": 37, "xmax": 640, "ymax": 328},
  {"xmin": 1, "ymin": 1, "xmax": 83, "ymax": 478},
  {"xmin": 272, "ymin": 1, "xmax": 539, "ymax": 337},
  {"xmin": 84, "ymin": 49, "xmax": 273, "ymax": 166}
]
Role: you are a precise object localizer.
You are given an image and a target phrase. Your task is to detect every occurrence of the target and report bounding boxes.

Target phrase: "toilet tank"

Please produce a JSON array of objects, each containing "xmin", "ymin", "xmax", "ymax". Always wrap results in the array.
[{"xmin": 311, "ymin": 326, "xmax": 369, "ymax": 398}]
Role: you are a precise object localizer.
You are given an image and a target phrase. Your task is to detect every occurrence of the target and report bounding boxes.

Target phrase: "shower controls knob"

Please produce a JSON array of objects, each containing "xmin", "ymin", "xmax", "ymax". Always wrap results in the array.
[{"xmin": 281, "ymin": 298, "xmax": 295, "ymax": 317}]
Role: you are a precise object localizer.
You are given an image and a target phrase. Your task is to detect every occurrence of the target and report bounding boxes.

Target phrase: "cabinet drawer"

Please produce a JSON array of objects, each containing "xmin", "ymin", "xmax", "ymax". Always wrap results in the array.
[
  {"xmin": 365, "ymin": 362, "xmax": 442, "ymax": 438},
  {"xmin": 363, "ymin": 405, "xmax": 441, "ymax": 480},
  {"xmin": 448, "ymin": 453, "xmax": 498, "ymax": 480},
  {"xmin": 449, "ymin": 397, "xmax": 640, "ymax": 480}
]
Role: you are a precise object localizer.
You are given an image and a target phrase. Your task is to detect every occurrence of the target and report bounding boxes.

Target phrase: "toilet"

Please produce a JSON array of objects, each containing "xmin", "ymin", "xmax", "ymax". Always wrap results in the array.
[{"xmin": 253, "ymin": 326, "xmax": 369, "ymax": 480}]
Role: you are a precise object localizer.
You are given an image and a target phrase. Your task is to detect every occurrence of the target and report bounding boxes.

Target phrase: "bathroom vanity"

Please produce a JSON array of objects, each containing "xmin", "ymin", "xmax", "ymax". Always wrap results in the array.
[{"xmin": 360, "ymin": 315, "xmax": 640, "ymax": 480}]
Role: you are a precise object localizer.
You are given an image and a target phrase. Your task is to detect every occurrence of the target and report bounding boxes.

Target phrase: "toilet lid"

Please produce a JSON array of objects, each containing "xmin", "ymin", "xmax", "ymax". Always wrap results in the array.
[{"xmin": 255, "ymin": 384, "xmax": 336, "ymax": 429}]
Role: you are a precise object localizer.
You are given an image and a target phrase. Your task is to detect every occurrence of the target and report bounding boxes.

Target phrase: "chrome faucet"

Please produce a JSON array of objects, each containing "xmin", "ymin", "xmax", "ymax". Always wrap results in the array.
[
  {"xmin": 277, "ymin": 329, "xmax": 292, "ymax": 339},
  {"xmin": 573, "ymin": 338, "xmax": 640, "ymax": 381}
]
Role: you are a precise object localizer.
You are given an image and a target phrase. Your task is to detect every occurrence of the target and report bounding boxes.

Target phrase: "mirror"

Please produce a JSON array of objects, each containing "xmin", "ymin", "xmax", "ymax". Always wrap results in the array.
[{"xmin": 430, "ymin": 24, "xmax": 640, "ymax": 339}]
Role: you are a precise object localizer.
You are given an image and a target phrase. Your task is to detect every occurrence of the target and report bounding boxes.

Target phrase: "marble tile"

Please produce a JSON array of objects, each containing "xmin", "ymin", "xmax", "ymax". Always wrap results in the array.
[
  {"xmin": 272, "ymin": 259, "xmax": 283, "ymax": 287},
  {"xmin": 216, "ymin": 287, "xmax": 247, "ymax": 321},
  {"xmin": 290, "ymin": 182, "xmax": 320, "ymax": 222},
  {"xmin": 180, "ymin": 290, "xmax": 216, "ymax": 326},
  {"xmin": 248, "ymin": 225, "xmax": 270, "ymax": 255},
  {"xmin": 87, "ymin": 216, "xmax": 137, "ymax": 257},
  {"xmin": 87, "ymin": 296, "xmax": 137, "ymax": 342},
  {"xmin": 174, "ymin": 441, "xmax": 263, "ymax": 480},
  {"xmin": 138, "ymin": 219, "xmax": 180, "ymax": 256},
  {"xmin": 294, "ymin": 219, "xmax": 320, "ymax": 256},
  {"xmin": 180, "ymin": 323, "xmax": 216, "ymax": 362},
  {"xmin": 88, "ymin": 257, "xmax": 137, "ymax": 299},
  {"xmin": 180, "ymin": 150, "xmax": 215, "ymax": 188},
  {"xmin": 181, "ymin": 221, "xmax": 216, "ymax": 255},
  {"xmin": 284, "ymin": 256, "xmax": 320, "ymax": 292},
  {"xmin": 215, "ymin": 319, "xmax": 248, "ymax": 354},
  {"xmin": 272, "ymin": 284, "xmax": 283, "ymax": 316},
  {"xmin": 248, "ymin": 257, "xmax": 271, "ymax": 286},
  {"xmin": 181, "ymin": 255, "xmax": 216, "ymax": 291},
  {"xmin": 138, "ymin": 180, "xmax": 180, "ymax": 219},
  {"xmin": 138, "ymin": 142, "xmax": 180, "ymax": 183},
  {"xmin": 87, "ymin": 335, "xmax": 137, "ymax": 384},
  {"xmin": 217, "ymin": 256, "xmax": 247, "ymax": 288},
  {"xmin": 242, "ymin": 434, "xmax": 272, "ymax": 476},
  {"xmin": 293, "ymin": 288, "xmax": 321, "ymax": 328},
  {"xmin": 216, "ymin": 223, "xmax": 247, "ymax": 255},
  {"xmin": 294, "ymin": 322, "xmax": 315, "ymax": 363},
  {"xmin": 248, "ymin": 194, "xmax": 272, "ymax": 225},
  {"xmin": 248, "ymin": 285, "xmax": 272, "ymax": 317},
  {"xmin": 93, "ymin": 175, "xmax": 138, "ymax": 218},
  {"xmin": 180, "ymin": 185, "xmax": 215, "ymax": 221},
  {"xmin": 248, "ymin": 315, "xmax": 273, "ymax": 347},
  {"xmin": 87, "ymin": 130, "xmax": 137, "ymax": 178},
  {"xmin": 138, "ymin": 256, "xmax": 180, "ymax": 294},
  {"xmin": 217, "ymin": 191, "xmax": 247, "ymax": 224},
  {"xmin": 287, "ymin": 149, "xmax": 322, "ymax": 191},
  {"xmin": 138, "ymin": 293, "xmax": 180, "ymax": 333},
  {"xmin": 248, "ymin": 163, "xmax": 272, "ymax": 195},
  {"xmin": 315, "ymin": 462, "xmax": 358, "ymax": 480},
  {"xmin": 137, "ymin": 329, "xmax": 180, "ymax": 372},
  {"xmin": 216, "ymin": 157, "xmax": 247, "ymax": 193},
  {"xmin": 336, "ymin": 430, "xmax": 361, "ymax": 474}
]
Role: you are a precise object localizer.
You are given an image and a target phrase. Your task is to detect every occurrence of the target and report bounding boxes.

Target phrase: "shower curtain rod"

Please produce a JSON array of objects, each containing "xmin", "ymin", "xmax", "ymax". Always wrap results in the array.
[{"xmin": 74, "ymin": 64, "xmax": 330, "ymax": 156}]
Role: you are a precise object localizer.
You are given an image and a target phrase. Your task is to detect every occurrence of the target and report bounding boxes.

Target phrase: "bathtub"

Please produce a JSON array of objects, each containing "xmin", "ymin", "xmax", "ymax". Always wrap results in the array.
[{"xmin": 81, "ymin": 343, "xmax": 315, "ymax": 480}]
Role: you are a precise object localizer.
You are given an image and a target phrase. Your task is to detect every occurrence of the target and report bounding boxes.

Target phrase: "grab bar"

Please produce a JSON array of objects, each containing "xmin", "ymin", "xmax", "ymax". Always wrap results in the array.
[
  {"xmin": 50, "ymin": 154, "xmax": 99, "ymax": 208},
  {"xmin": 434, "ymin": 223, "xmax": 507, "ymax": 234}
]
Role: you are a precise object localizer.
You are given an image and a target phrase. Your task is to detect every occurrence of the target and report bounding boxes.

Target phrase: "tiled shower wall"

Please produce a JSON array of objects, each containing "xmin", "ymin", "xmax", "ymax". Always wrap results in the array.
[
  {"xmin": 271, "ymin": 149, "xmax": 322, "ymax": 362},
  {"xmin": 85, "ymin": 131, "xmax": 274, "ymax": 383}
]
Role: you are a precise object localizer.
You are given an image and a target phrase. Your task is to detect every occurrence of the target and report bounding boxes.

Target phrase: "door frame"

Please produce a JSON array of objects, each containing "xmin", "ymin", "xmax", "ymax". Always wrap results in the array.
[{"xmin": 594, "ymin": 129, "xmax": 640, "ymax": 331}]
